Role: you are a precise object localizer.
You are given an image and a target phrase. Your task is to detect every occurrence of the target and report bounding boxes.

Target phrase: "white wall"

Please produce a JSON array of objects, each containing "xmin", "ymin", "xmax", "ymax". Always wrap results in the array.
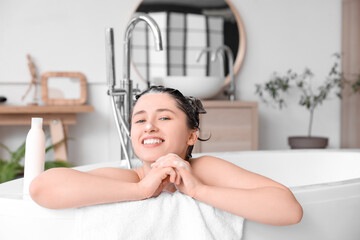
[
  {"xmin": 236, "ymin": 0, "xmax": 342, "ymax": 149},
  {"xmin": 0, "ymin": 0, "xmax": 341, "ymax": 166}
]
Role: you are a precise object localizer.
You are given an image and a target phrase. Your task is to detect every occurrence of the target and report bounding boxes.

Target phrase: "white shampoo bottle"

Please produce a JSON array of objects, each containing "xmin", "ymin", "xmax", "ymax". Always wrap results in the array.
[{"xmin": 23, "ymin": 117, "xmax": 46, "ymax": 198}]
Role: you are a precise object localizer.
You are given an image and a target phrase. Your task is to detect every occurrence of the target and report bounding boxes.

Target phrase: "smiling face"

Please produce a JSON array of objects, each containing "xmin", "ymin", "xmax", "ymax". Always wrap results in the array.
[{"xmin": 130, "ymin": 93, "xmax": 197, "ymax": 163}]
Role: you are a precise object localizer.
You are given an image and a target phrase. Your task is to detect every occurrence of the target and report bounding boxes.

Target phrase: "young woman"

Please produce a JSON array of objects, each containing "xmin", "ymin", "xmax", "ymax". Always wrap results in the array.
[{"xmin": 30, "ymin": 86, "xmax": 303, "ymax": 226}]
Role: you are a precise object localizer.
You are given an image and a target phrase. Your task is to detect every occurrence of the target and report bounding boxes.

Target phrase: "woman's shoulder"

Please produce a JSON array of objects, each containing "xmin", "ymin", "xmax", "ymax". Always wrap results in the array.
[
  {"xmin": 189, "ymin": 155, "xmax": 236, "ymax": 173},
  {"xmin": 189, "ymin": 154, "xmax": 233, "ymax": 167},
  {"xmin": 189, "ymin": 155, "xmax": 246, "ymax": 187}
]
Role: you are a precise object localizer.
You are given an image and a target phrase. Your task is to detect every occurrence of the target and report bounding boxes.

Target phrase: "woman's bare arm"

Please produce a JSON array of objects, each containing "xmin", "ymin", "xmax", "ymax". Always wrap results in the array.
[
  {"xmin": 29, "ymin": 168, "xmax": 142, "ymax": 209},
  {"xmin": 194, "ymin": 182, "xmax": 302, "ymax": 226},
  {"xmin": 30, "ymin": 165, "xmax": 178, "ymax": 209},
  {"xmin": 192, "ymin": 156, "xmax": 303, "ymax": 225}
]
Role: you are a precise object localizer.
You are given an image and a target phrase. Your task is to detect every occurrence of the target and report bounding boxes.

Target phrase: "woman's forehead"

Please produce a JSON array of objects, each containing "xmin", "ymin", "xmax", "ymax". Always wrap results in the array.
[{"xmin": 133, "ymin": 93, "xmax": 177, "ymax": 111}]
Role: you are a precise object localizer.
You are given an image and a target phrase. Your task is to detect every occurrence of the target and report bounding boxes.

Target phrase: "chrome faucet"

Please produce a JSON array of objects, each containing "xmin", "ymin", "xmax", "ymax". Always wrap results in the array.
[
  {"xmin": 196, "ymin": 46, "xmax": 235, "ymax": 101},
  {"xmin": 215, "ymin": 45, "xmax": 235, "ymax": 101},
  {"xmin": 105, "ymin": 13, "xmax": 163, "ymax": 169},
  {"xmin": 196, "ymin": 47, "xmax": 223, "ymax": 75}
]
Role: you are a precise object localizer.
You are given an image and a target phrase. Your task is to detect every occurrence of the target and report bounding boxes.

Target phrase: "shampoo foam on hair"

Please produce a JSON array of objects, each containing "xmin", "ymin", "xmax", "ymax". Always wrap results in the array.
[{"xmin": 23, "ymin": 117, "xmax": 45, "ymax": 198}]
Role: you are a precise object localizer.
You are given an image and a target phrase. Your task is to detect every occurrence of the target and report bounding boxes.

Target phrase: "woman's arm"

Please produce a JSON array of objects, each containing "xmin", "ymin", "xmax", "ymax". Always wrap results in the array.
[
  {"xmin": 30, "ymin": 166, "xmax": 177, "ymax": 209},
  {"xmin": 192, "ymin": 156, "xmax": 303, "ymax": 225},
  {"xmin": 152, "ymin": 154, "xmax": 303, "ymax": 226},
  {"xmin": 29, "ymin": 168, "xmax": 142, "ymax": 209},
  {"xmin": 194, "ymin": 183, "xmax": 302, "ymax": 226}
]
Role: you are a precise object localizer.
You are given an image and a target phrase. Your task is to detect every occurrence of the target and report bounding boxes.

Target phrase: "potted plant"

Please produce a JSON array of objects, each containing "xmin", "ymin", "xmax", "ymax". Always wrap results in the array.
[
  {"xmin": 0, "ymin": 138, "xmax": 72, "ymax": 183},
  {"xmin": 255, "ymin": 53, "xmax": 360, "ymax": 149}
]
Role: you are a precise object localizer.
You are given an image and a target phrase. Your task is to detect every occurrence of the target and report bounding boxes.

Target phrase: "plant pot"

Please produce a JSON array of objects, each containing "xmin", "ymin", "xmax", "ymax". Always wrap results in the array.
[{"xmin": 288, "ymin": 136, "xmax": 328, "ymax": 149}]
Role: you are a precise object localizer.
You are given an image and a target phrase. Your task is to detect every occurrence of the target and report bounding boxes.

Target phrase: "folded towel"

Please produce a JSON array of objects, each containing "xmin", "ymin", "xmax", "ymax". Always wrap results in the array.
[
  {"xmin": 186, "ymin": 13, "xmax": 207, "ymax": 76},
  {"xmin": 168, "ymin": 12, "xmax": 186, "ymax": 76},
  {"xmin": 75, "ymin": 191, "xmax": 244, "ymax": 240},
  {"xmin": 208, "ymin": 16, "xmax": 224, "ymax": 77}
]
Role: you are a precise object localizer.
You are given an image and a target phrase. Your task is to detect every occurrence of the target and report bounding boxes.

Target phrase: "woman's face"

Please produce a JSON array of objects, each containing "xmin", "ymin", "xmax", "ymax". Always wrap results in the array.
[{"xmin": 130, "ymin": 93, "xmax": 197, "ymax": 163}]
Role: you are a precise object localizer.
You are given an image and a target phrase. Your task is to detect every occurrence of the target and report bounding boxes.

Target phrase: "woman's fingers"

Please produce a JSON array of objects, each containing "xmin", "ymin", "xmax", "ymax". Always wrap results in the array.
[
  {"xmin": 162, "ymin": 161, "xmax": 190, "ymax": 176},
  {"xmin": 140, "ymin": 166, "xmax": 179, "ymax": 198},
  {"xmin": 161, "ymin": 166, "xmax": 176, "ymax": 182},
  {"xmin": 168, "ymin": 168, "xmax": 176, "ymax": 183},
  {"xmin": 152, "ymin": 179, "xmax": 168, "ymax": 197},
  {"xmin": 152, "ymin": 153, "xmax": 190, "ymax": 173},
  {"xmin": 175, "ymin": 170, "xmax": 181, "ymax": 185},
  {"xmin": 151, "ymin": 154, "xmax": 203, "ymax": 198},
  {"xmin": 148, "ymin": 154, "xmax": 197, "ymax": 196},
  {"xmin": 151, "ymin": 154, "xmax": 189, "ymax": 185}
]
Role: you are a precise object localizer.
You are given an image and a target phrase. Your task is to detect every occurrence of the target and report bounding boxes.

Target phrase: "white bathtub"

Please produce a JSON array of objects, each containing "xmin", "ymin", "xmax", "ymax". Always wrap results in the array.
[{"xmin": 0, "ymin": 149, "xmax": 359, "ymax": 240}]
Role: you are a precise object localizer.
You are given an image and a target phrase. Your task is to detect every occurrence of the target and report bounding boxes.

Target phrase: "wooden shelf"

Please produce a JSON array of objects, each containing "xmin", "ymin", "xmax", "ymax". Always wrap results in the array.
[
  {"xmin": 0, "ymin": 105, "xmax": 94, "ymax": 114},
  {"xmin": 0, "ymin": 104, "xmax": 95, "ymax": 161}
]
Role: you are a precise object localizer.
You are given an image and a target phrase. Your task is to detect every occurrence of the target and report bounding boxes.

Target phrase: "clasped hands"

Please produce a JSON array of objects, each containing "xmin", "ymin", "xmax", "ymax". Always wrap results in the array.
[{"xmin": 138, "ymin": 153, "xmax": 202, "ymax": 199}]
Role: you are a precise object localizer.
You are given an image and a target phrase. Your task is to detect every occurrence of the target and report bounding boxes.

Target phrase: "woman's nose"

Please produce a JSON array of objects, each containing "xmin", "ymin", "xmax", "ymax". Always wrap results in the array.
[{"xmin": 144, "ymin": 122, "xmax": 157, "ymax": 132}]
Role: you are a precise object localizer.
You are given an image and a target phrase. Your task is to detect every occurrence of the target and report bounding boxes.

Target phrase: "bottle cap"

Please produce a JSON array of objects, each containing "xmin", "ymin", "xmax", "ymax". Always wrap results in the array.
[{"xmin": 31, "ymin": 117, "xmax": 43, "ymax": 128}]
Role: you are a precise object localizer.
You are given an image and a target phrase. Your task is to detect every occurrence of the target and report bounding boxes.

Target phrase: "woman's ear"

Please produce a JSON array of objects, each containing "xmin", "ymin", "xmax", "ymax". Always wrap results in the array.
[{"xmin": 187, "ymin": 129, "xmax": 199, "ymax": 146}]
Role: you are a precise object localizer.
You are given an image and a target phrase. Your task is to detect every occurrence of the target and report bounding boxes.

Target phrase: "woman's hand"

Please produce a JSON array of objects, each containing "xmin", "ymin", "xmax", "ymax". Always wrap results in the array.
[
  {"xmin": 138, "ymin": 166, "xmax": 177, "ymax": 199},
  {"xmin": 151, "ymin": 153, "xmax": 204, "ymax": 198}
]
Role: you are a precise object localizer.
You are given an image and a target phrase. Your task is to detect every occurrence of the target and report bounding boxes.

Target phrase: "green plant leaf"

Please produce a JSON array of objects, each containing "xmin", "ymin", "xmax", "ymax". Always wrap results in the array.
[
  {"xmin": 45, "ymin": 161, "xmax": 73, "ymax": 170},
  {"xmin": 352, "ymin": 76, "xmax": 360, "ymax": 93},
  {"xmin": 45, "ymin": 137, "xmax": 70, "ymax": 153},
  {"xmin": 0, "ymin": 162, "xmax": 23, "ymax": 183},
  {"xmin": 0, "ymin": 158, "xmax": 6, "ymax": 167},
  {"xmin": 11, "ymin": 141, "xmax": 26, "ymax": 163},
  {"xmin": 0, "ymin": 136, "xmax": 73, "ymax": 183},
  {"xmin": 0, "ymin": 143, "xmax": 12, "ymax": 154},
  {"xmin": 254, "ymin": 53, "xmax": 357, "ymax": 136}
]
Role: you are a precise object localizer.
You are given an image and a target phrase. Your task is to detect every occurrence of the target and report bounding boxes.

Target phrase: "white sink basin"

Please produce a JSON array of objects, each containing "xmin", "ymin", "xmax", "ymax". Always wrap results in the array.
[{"xmin": 161, "ymin": 76, "xmax": 224, "ymax": 99}]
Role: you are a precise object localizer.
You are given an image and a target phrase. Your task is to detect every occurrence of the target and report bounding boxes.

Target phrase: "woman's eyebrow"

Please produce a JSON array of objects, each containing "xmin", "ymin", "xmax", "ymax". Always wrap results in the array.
[
  {"xmin": 133, "ymin": 110, "xmax": 146, "ymax": 117},
  {"xmin": 156, "ymin": 108, "xmax": 176, "ymax": 114},
  {"xmin": 132, "ymin": 108, "xmax": 176, "ymax": 117}
]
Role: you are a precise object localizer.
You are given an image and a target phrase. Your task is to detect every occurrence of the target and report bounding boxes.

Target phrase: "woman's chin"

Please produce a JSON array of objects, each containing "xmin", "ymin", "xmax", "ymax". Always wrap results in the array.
[
  {"xmin": 136, "ymin": 150, "xmax": 187, "ymax": 163},
  {"xmin": 141, "ymin": 159, "xmax": 157, "ymax": 165},
  {"xmin": 139, "ymin": 155, "xmax": 161, "ymax": 164}
]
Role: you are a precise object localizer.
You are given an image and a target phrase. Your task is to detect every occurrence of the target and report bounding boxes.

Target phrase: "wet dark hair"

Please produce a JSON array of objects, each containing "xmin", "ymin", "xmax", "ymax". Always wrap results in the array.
[{"xmin": 132, "ymin": 85, "xmax": 208, "ymax": 160}]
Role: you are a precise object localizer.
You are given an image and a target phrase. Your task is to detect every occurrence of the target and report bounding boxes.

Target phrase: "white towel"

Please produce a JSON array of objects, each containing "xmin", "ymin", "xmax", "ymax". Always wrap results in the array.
[
  {"xmin": 75, "ymin": 191, "xmax": 244, "ymax": 240},
  {"xmin": 208, "ymin": 16, "xmax": 224, "ymax": 77},
  {"xmin": 186, "ymin": 13, "xmax": 207, "ymax": 76}
]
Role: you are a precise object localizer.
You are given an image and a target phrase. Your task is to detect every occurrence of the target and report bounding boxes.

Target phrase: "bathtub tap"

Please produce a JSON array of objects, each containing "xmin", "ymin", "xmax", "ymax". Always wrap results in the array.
[
  {"xmin": 196, "ymin": 47, "xmax": 220, "ymax": 73},
  {"xmin": 123, "ymin": 13, "xmax": 163, "ymax": 125},
  {"xmin": 196, "ymin": 45, "xmax": 235, "ymax": 101},
  {"xmin": 105, "ymin": 13, "xmax": 163, "ymax": 168},
  {"xmin": 215, "ymin": 45, "xmax": 235, "ymax": 101}
]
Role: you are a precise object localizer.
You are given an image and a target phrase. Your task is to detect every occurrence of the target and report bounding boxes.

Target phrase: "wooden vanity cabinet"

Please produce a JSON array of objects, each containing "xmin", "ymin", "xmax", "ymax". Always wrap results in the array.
[{"xmin": 193, "ymin": 101, "xmax": 258, "ymax": 153}]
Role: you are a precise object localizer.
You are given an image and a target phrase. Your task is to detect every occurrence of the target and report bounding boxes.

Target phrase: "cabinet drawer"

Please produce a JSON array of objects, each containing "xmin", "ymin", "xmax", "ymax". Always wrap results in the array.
[{"xmin": 193, "ymin": 101, "xmax": 258, "ymax": 153}]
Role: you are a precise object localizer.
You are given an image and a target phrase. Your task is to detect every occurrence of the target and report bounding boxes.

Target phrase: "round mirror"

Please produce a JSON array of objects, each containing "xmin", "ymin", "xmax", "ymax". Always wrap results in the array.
[{"xmin": 130, "ymin": 0, "xmax": 246, "ymax": 88}]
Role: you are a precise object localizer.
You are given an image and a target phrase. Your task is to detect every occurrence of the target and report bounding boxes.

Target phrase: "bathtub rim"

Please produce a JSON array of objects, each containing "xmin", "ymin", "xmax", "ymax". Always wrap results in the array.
[
  {"xmin": 1, "ymin": 148, "xmax": 360, "ymax": 195},
  {"xmin": 0, "ymin": 149, "xmax": 360, "ymax": 222}
]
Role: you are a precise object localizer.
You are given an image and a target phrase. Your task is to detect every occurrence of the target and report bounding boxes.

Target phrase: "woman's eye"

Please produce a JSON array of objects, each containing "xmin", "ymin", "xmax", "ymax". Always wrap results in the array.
[
  {"xmin": 135, "ymin": 119, "xmax": 145, "ymax": 124},
  {"xmin": 159, "ymin": 117, "xmax": 170, "ymax": 121}
]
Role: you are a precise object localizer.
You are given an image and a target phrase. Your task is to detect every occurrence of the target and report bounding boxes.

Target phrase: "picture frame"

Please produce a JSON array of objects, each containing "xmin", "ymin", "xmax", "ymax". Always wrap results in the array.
[{"xmin": 41, "ymin": 72, "xmax": 87, "ymax": 105}]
